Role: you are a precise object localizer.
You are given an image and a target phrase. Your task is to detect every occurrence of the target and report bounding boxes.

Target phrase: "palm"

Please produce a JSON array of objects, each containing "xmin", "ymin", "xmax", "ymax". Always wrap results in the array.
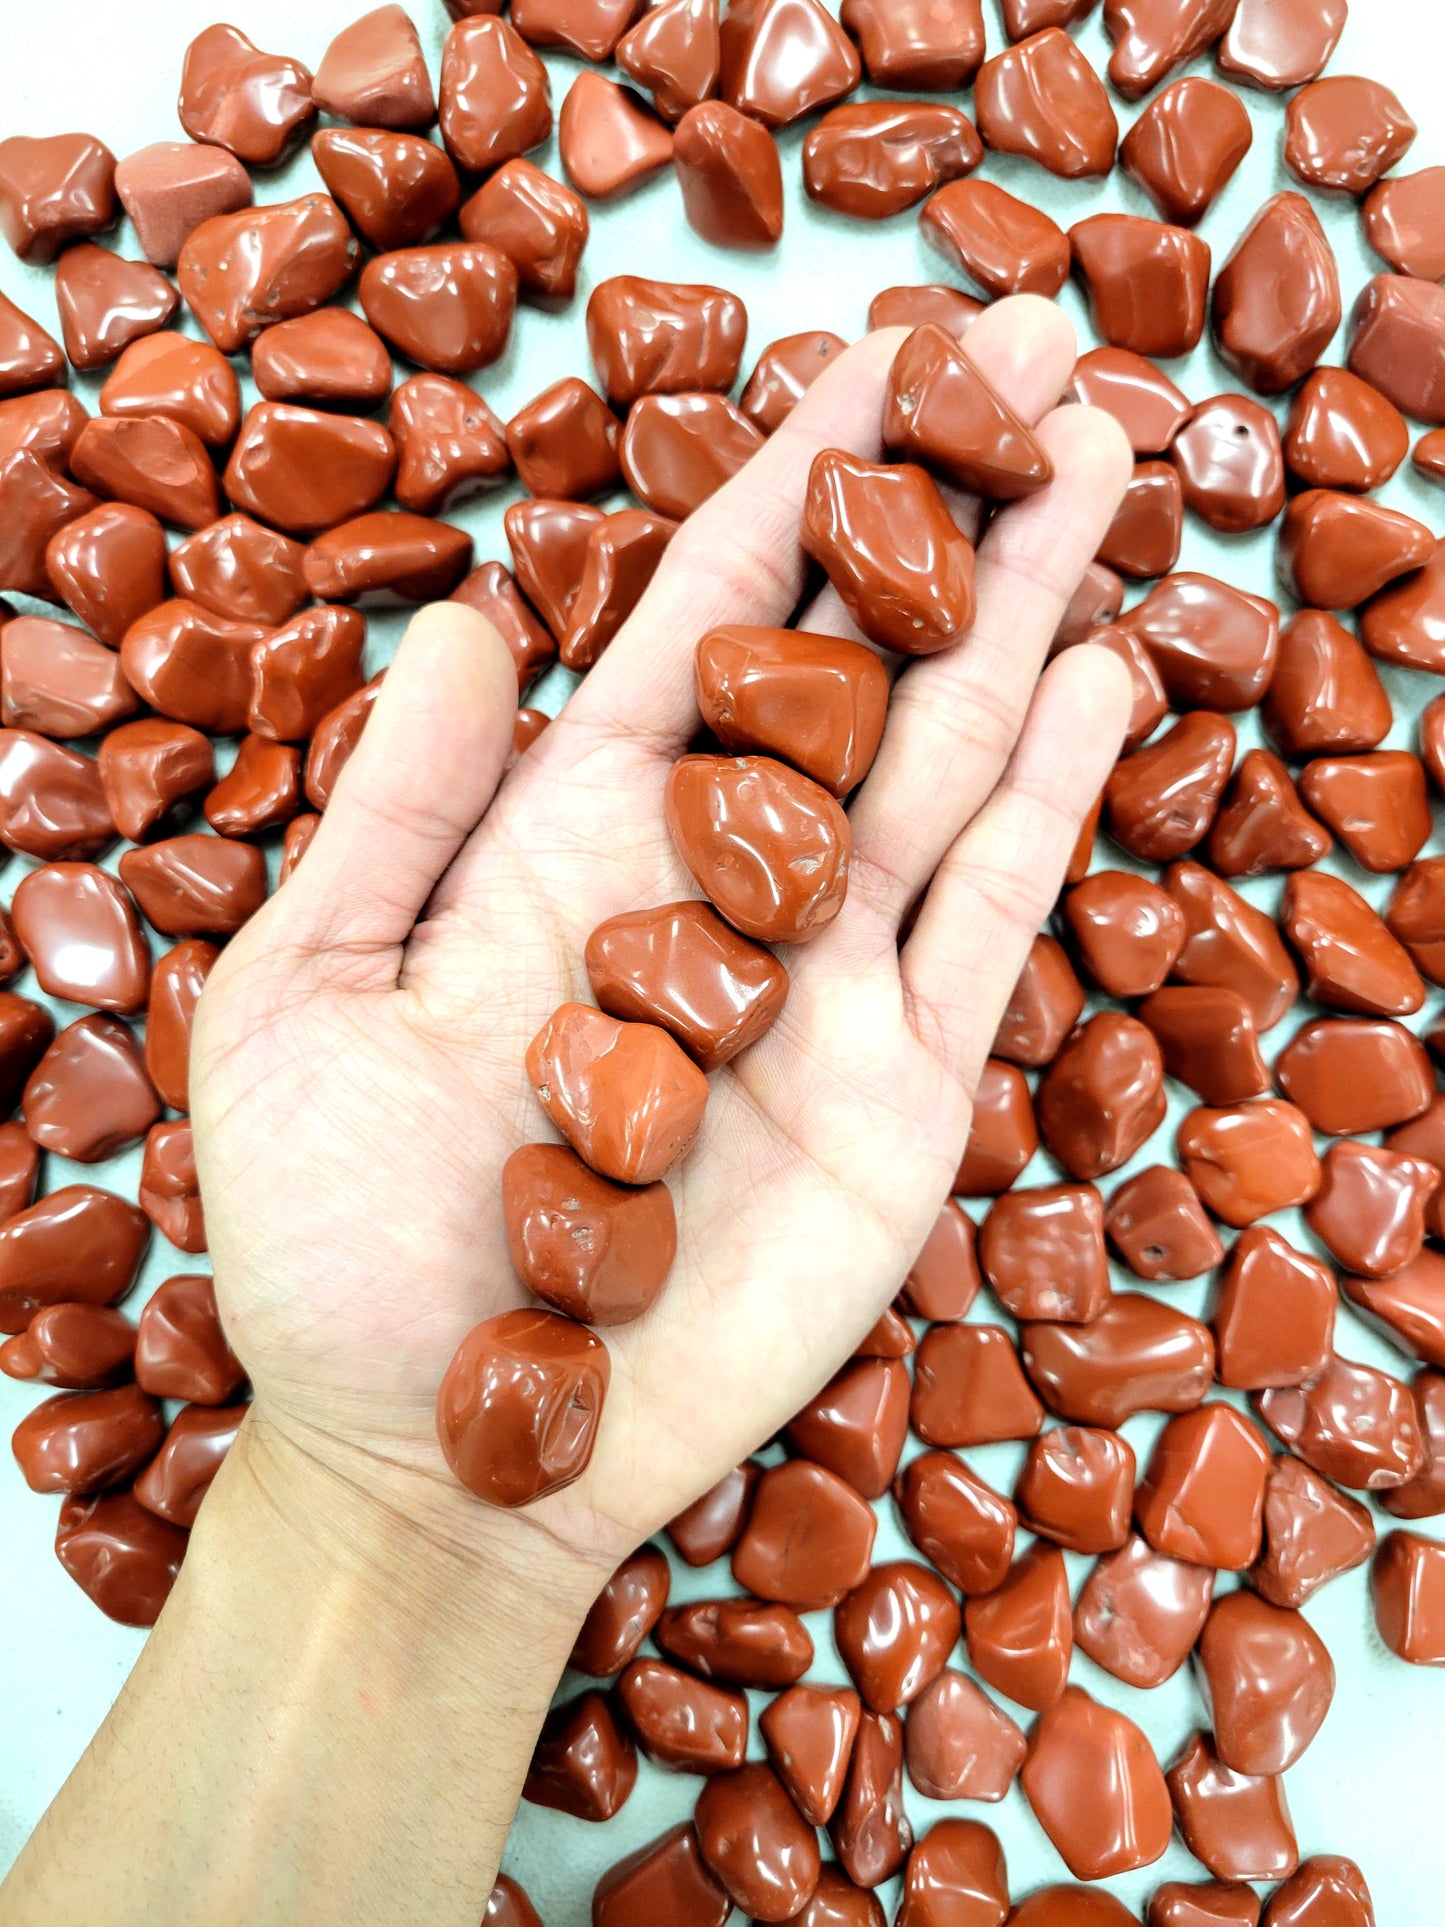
[{"xmin": 191, "ymin": 300, "xmax": 1131, "ymax": 1569}]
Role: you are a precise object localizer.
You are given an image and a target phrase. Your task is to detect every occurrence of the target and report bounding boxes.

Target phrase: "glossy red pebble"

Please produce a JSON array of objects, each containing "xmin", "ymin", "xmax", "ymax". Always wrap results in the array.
[
  {"xmin": 436, "ymin": 1308, "xmax": 610, "ymax": 1507},
  {"xmin": 1121, "ymin": 79, "xmax": 1252, "ymax": 227},
  {"xmin": 1251, "ymin": 1454, "xmax": 1376, "ymax": 1609},
  {"xmin": 1212, "ymin": 194, "xmax": 1341, "ymax": 396},
  {"xmin": 834, "ymin": 1562, "xmax": 961, "ymax": 1714},
  {"xmin": 963, "ymin": 1542, "xmax": 1072, "ymax": 1712},
  {"xmin": 11, "ymin": 1381, "xmax": 164, "ymax": 1495},
  {"xmin": 1257, "ymin": 1354, "xmax": 1426, "ymax": 1493},
  {"xmin": 1212, "ymin": 1227, "xmax": 1336, "ymax": 1392},
  {"xmin": 733, "ymin": 1460, "xmax": 877, "ymax": 1612},
  {"xmin": 896, "ymin": 1818, "xmax": 1008, "ymax": 1927},
  {"xmin": 0, "ymin": 1303, "xmax": 134, "ymax": 1391},
  {"xmin": 1104, "ymin": 1166, "xmax": 1222, "ymax": 1282},
  {"xmin": 920, "ymin": 179, "xmax": 1070, "ymax": 301},
  {"xmin": 894, "ymin": 1451, "xmax": 1016, "ymax": 1597},
  {"xmin": 912, "ymin": 1324, "xmax": 1046, "ymax": 1449},
  {"xmin": 830, "ymin": 1707, "xmax": 912, "ymax": 1889},
  {"xmin": 1022, "ymin": 1686, "xmax": 1172, "ymax": 1881},
  {"xmin": 1261, "ymin": 1859, "xmax": 1375, "ymax": 1927},
  {"xmin": 694, "ymin": 1761, "xmax": 822, "ymax": 1921},
  {"xmin": 786, "ymin": 1356, "xmax": 911, "ymax": 1499},
  {"xmin": 1074, "ymin": 1534, "xmax": 1215, "ymax": 1690},
  {"xmin": 55, "ymin": 1490, "xmax": 187, "ymax": 1628},
  {"xmin": 1195, "ymin": 1590, "xmax": 1334, "ymax": 1777},
  {"xmin": 133, "ymin": 1402, "xmax": 244, "ymax": 1528},
  {"xmin": 655, "ymin": 1598, "xmax": 813, "ymax": 1688},
  {"xmin": 1166, "ymin": 1732, "xmax": 1299, "ymax": 1884},
  {"xmin": 1022, "ymin": 1293, "xmax": 1215, "ymax": 1429},
  {"xmin": 1372, "ymin": 1529, "xmax": 1445, "ymax": 1664},
  {"xmin": 525, "ymin": 1690, "xmax": 636, "ymax": 1821},
  {"xmin": 618, "ymin": 1659, "xmax": 748, "ymax": 1776},
  {"xmin": 758, "ymin": 1683, "xmax": 860, "ymax": 1826},
  {"xmin": 592, "ymin": 1822, "xmax": 731, "ymax": 1927},
  {"xmin": 1135, "ymin": 1404, "xmax": 1271, "ymax": 1570}
]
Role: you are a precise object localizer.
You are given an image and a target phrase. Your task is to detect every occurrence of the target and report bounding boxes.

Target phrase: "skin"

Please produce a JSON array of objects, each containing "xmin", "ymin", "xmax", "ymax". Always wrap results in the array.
[{"xmin": 2, "ymin": 297, "xmax": 1131, "ymax": 1926}]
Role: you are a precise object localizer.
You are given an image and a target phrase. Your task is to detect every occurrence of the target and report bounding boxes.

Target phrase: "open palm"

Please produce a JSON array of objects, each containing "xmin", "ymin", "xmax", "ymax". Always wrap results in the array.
[{"xmin": 190, "ymin": 296, "xmax": 1131, "ymax": 1578}]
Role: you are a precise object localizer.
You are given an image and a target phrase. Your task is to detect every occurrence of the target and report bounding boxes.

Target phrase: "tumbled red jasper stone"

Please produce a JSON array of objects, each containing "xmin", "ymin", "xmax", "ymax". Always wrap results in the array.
[
  {"xmin": 911, "ymin": 1324, "xmax": 1044, "ymax": 1449},
  {"xmin": 694, "ymin": 626, "xmax": 889, "ymax": 799},
  {"xmin": 592, "ymin": 1823, "xmax": 731, "ymax": 1927},
  {"xmin": 786, "ymin": 1355, "xmax": 911, "ymax": 1498},
  {"xmin": 55, "ymin": 1490, "xmax": 187, "ymax": 1628},
  {"xmin": 525, "ymin": 1001, "xmax": 708, "ymax": 1187},
  {"xmin": 921, "ymin": 179, "xmax": 1070, "ymax": 301},
  {"xmin": 502, "ymin": 1142, "xmax": 676, "ymax": 1325},
  {"xmin": 0, "ymin": 1183, "xmax": 150, "ymax": 1334},
  {"xmin": 178, "ymin": 196, "xmax": 360, "ymax": 358},
  {"xmin": 963, "ymin": 1542, "xmax": 1072, "ymax": 1711},
  {"xmin": 1016, "ymin": 1425, "xmax": 1135, "ymax": 1554},
  {"xmin": 437, "ymin": 1308, "xmax": 609, "ymax": 1507},
  {"xmin": 1136, "ymin": 1405, "xmax": 1272, "ymax": 1570},
  {"xmin": 904, "ymin": 1669, "xmax": 1024, "ymax": 1808},
  {"xmin": 1263, "ymin": 1858, "xmax": 1375, "ymax": 1927},
  {"xmin": 895, "ymin": 1450, "xmax": 1016, "ymax": 1598},
  {"xmin": 882, "ymin": 322, "xmax": 1053, "ymax": 501},
  {"xmin": 1177, "ymin": 1099, "xmax": 1321, "ymax": 1227},
  {"xmin": 1035, "ymin": 1013, "xmax": 1166, "ymax": 1180},
  {"xmin": 11, "ymin": 1381, "xmax": 165, "ymax": 1496},
  {"xmin": 1022, "ymin": 1686, "xmax": 1172, "ymax": 1882},
  {"xmin": 134, "ymin": 1272, "xmax": 243, "ymax": 1405},
  {"xmin": 758, "ymin": 1683, "xmax": 860, "ymax": 1829},
  {"xmin": 1373, "ymin": 1529, "xmax": 1445, "ymax": 1663},
  {"xmin": 586, "ymin": 275, "xmax": 746, "ymax": 409},
  {"xmin": 834, "ymin": 1562, "xmax": 961, "ymax": 1713},
  {"xmin": 1213, "ymin": 1227, "xmax": 1335, "ymax": 1392},
  {"xmin": 974, "ymin": 28, "xmax": 1117, "ymax": 181},
  {"xmin": 978, "ymin": 1182, "xmax": 1110, "ymax": 1323},
  {"xmin": 801, "ymin": 449, "xmax": 976, "ymax": 655},
  {"xmin": 954, "ymin": 1057, "xmax": 1037, "ymax": 1195},
  {"xmin": 1195, "ymin": 1590, "xmax": 1334, "ymax": 1777},
  {"xmin": 1104, "ymin": 1165, "xmax": 1223, "ymax": 1282},
  {"xmin": 666, "ymin": 753, "xmax": 850, "ymax": 945},
  {"xmin": 525, "ymin": 1690, "xmax": 636, "ymax": 1822},
  {"xmin": 1252, "ymin": 1454, "xmax": 1376, "ymax": 1609},
  {"xmin": 1074, "ymin": 1534, "xmax": 1215, "ymax": 1690},
  {"xmin": 1166, "ymin": 1732, "xmax": 1300, "ymax": 1884},
  {"xmin": 1121, "ymin": 78, "xmax": 1252, "ymax": 227},
  {"xmin": 1307, "ymin": 1141, "xmax": 1436, "ymax": 1277},
  {"xmin": 896, "ymin": 1818, "xmax": 1008, "ymax": 1927},
  {"xmin": 1070, "ymin": 215, "xmax": 1210, "ymax": 360},
  {"xmin": 586, "ymin": 899, "xmax": 788, "ymax": 1073},
  {"xmin": 993, "ymin": 934, "xmax": 1085, "ymax": 1068},
  {"xmin": 1213, "ymin": 193, "xmax": 1341, "ymax": 396},
  {"xmin": 732, "ymin": 1459, "xmax": 876, "ymax": 1612},
  {"xmin": 694, "ymin": 1762, "xmax": 822, "ymax": 1921},
  {"xmin": 572, "ymin": 1546, "xmax": 671, "ymax": 1677}
]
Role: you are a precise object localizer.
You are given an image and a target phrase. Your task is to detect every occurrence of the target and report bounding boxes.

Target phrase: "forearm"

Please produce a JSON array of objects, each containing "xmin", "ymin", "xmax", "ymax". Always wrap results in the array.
[{"xmin": 2, "ymin": 1418, "xmax": 588, "ymax": 1927}]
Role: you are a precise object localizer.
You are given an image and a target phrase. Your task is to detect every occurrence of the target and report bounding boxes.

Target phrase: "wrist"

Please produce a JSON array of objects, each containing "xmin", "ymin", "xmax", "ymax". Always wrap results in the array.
[{"xmin": 209, "ymin": 1405, "xmax": 606, "ymax": 1655}]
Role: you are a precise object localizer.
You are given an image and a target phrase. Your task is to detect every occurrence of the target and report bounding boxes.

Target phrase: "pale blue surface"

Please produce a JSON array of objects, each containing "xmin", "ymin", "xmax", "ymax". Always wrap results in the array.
[{"xmin": 1, "ymin": 2, "xmax": 1443, "ymax": 1919}]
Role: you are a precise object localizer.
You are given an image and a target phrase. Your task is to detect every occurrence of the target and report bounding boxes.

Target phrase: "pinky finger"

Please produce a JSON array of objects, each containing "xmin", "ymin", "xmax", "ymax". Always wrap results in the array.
[{"xmin": 899, "ymin": 644, "xmax": 1132, "ymax": 1093}]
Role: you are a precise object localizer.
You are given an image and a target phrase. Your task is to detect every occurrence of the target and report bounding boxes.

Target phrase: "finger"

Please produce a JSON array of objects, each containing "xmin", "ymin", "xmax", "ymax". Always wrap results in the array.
[
  {"xmin": 273, "ymin": 604, "xmax": 517, "ymax": 970},
  {"xmin": 563, "ymin": 294, "xmax": 1076, "ymax": 755},
  {"xmin": 901, "ymin": 642, "xmax": 1133, "ymax": 1091},
  {"xmin": 840, "ymin": 403, "xmax": 1133, "ymax": 935}
]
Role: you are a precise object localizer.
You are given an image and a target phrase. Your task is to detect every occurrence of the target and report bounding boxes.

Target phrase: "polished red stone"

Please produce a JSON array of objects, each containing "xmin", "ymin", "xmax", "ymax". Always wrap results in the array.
[
  {"xmin": 1121, "ymin": 78, "xmax": 1251, "ymax": 226},
  {"xmin": 1212, "ymin": 194, "xmax": 1341, "ymax": 395},
  {"xmin": 921, "ymin": 179, "xmax": 1070, "ymax": 301},
  {"xmin": 1074, "ymin": 1534, "xmax": 1215, "ymax": 1690},
  {"xmin": 1022, "ymin": 1685, "xmax": 1172, "ymax": 1881}
]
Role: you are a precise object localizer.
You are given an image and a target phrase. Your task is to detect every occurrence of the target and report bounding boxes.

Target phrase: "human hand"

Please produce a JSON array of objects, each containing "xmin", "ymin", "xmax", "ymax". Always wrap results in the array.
[{"xmin": 191, "ymin": 294, "xmax": 1133, "ymax": 1606}]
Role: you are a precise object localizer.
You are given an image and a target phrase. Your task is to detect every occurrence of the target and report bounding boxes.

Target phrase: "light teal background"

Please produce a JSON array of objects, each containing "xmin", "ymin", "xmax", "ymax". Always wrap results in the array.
[{"xmin": 1, "ymin": 1, "xmax": 1442, "ymax": 1918}]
